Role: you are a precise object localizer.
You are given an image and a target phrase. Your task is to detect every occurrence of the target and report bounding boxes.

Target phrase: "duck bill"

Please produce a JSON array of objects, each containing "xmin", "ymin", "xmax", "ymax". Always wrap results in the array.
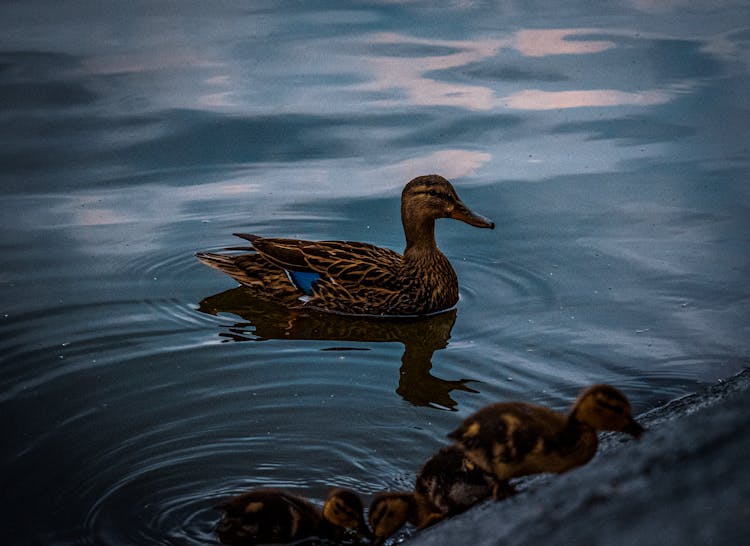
[
  {"xmin": 450, "ymin": 201, "xmax": 495, "ymax": 229},
  {"xmin": 623, "ymin": 417, "xmax": 645, "ymax": 438}
]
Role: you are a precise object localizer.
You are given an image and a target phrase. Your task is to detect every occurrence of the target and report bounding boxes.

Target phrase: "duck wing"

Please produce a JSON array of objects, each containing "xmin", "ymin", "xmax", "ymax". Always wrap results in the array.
[{"xmin": 235, "ymin": 233, "xmax": 403, "ymax": 289}]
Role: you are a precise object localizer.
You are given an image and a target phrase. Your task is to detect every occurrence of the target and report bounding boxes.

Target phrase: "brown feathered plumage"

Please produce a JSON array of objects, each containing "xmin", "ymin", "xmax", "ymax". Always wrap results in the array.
[
  {"xmin": 216, "ymin": 488, "xmax": 367, "ymax": 545},
  {"xmin": 367, "ymin": 492, "xmax": 418, "ymax": 545},
  {"xmin": 196, "ymin": 174, "xmax": 494, "ymax": 316},
  {"xmin": 414, "ymin": 445, "xmax": 511, "ymax": 529},
  {"xmin": 448, "ymin": 385, "xmax": 645, "ymax": 482}
]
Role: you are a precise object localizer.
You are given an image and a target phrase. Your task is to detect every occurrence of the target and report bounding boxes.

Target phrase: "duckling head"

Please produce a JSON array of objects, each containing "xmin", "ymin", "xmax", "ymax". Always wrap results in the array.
[
  {"xmin": 401, "ymin": 175, "xmax": 494, "ymax": 249},
  {"xmin": 321, "ymin": 488, "xmax": 368, "ymax": 535},
  {"xmin": 368, "ymin": 492, "xmax": 417, "ymax": 545},
  {"xmin": 572, "ymin": 385, "xmax": 645, "ymax": 437}
]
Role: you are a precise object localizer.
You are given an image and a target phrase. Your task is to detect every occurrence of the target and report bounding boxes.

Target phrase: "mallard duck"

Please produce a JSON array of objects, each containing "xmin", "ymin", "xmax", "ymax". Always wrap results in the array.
[
  {"xmin": 448, "ymin": 385, "xmax": 645, "ymax": 483},
  {"xmin": 367, "ymin": 492, "xmax": 418, "ymax": 545},
  {"xmin": 216, "ymin": 487, "xmax": 368, "ymax": 545},
  {"xmin": 414, "ymin": 445, "xmax": 512, "ymax": 529},
  {"xmin": 196, "ymin": 174, "xmax": 494, "ymax": 316}
]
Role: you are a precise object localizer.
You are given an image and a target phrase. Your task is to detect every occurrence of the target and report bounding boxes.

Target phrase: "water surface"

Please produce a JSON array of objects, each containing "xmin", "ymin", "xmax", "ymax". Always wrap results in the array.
[{"xmin": 1, "ymin": 1, "xmax": 749, "ymax": 544}]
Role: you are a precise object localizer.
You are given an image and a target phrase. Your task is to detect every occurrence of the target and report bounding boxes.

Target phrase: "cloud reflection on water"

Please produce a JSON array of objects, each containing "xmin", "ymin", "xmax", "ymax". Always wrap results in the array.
[
  {"xmin": 510, "ymin": 29, "xmax": 616, "ymax": 57},
  {"xmin": 356, "ymin": 32, "xmax": 503, "ymax": 110},
  {"xmin": 502, "ymin": 88, "xmax": 673, "ymax": 110},
  {"xmin": 371, "ymin": 149, "xmax": 492, "ymax": 187},
  {"xmin": 357, "ymin": 28, "xmax": 684, "ymax": 111}
]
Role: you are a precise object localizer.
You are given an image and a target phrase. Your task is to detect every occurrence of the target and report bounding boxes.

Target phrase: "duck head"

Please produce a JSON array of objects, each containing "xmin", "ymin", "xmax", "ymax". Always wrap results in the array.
[
  {"xmin": 401, "ymin": 175, "xmax": 494, "ymax": 250},
  {"xmin": 368, "ymin": 492, "xmax": 417, "ymax": 545},
  {"xmin": 571, "ymin": 384, "xmax": 645, "ymax": 438},
  {"xmin": 321, "ymin": 488, "xmax": 369, "ymax": 536}
]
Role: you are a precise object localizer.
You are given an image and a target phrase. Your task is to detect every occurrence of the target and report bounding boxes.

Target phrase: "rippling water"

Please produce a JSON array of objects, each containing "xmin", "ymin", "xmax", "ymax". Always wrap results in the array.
[{"xmin": 2, "ymin": 1, "xmax": 749, "ymax": 544}]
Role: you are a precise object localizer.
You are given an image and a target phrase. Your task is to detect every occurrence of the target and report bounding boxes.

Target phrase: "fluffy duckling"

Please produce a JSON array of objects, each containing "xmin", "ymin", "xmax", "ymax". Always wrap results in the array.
[
  {"xmin": 414, "ymin": 445, "xmax": 513, "ymax": 529},
  {"xmin": 367, "ymin": 492, "xmax": 418, "ymax": 545},
  {"xmin": 448, "ymin": 385, "xmax": 644, "ymax": 483},
  {"xmin": 217, "ymin": 487, "xmax": 367, "ymax": 545},
  {"xmin": 319, "ymin": 487, "xmax": 370, "ymax": 542}
]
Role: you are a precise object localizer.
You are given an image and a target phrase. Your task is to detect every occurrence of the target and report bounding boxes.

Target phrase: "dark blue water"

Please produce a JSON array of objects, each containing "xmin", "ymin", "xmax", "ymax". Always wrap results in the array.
[{"xmin": 2, "ymin": 2, "xmax": 749, "ymax": 544}]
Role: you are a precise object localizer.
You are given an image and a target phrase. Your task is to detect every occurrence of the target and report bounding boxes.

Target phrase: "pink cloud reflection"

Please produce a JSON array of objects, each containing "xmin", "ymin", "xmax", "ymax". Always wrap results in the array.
[
  {"xmin": 510, "ymin": 29, "xmax": 616, "ymax": 57},
  {"xmin": 502, "ymin": 89, "xmax": 673, "ymax": 110},
  {"xmin": 358, "ymin": 29, "xmax": 680, "ymax": 112}
]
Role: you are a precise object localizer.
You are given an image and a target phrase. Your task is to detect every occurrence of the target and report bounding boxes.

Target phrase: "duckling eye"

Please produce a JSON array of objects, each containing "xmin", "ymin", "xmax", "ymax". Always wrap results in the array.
[{"xmin": 427, "ymin": 189, "xmax": 438, "ymax": 197}]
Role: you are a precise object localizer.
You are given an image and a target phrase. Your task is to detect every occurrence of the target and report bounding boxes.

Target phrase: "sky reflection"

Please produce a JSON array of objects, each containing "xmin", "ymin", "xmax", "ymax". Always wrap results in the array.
[
  {"xmin": 630, "ymin": 0, "xmax": 749, "ymax": 13},
  {"xmin": 354, "ymin": 28, "xmax": 697, "ymax": 111},
  {"xmin": 356, "ymin": 32, "xmax": 503, "ymax": 110},
  {"xmin": 502, "ymin": 88, "xmax": 673, "ymax": 110},
  {"xmin": 509, "ymin": 29, "xmax": 616, "ymax": 57}
]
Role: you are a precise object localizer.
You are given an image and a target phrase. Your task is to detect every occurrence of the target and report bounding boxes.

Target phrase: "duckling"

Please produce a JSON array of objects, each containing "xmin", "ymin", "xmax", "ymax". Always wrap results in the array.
[
  {"xmin": 367, "ymin": 492, "xmax": 418, "ymax": 545},
  {"xmin": 216, "ymin": 487, "xmax": 367, "ymax": 545},
  {"xmin": 414, "ymin": 445, "xmax": 513, "ymax": 529},
  {"xmin": 448, "ymin": 384, "xmax": 645, "ymax": 483},
  {"xmin": 319, "ymin": 487, "xmax": 370, "ymax": 542}
]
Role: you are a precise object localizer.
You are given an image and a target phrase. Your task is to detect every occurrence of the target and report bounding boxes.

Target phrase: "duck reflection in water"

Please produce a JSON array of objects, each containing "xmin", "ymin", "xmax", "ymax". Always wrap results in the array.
[{"xmin": 198, "ymin": 287, "xmax": 479, "ymax": 410}]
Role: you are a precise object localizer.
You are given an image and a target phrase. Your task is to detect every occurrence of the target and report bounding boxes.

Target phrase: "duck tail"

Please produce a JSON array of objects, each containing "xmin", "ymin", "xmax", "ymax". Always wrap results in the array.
[
  {"xmin": 195, "ymin": 251, "xmax": 243, "ymax": 275},
  {"xmin": 195, "ymin": 252, "xmax": 268, "ymax": 290},
  {"xmin": 196, "ymin": 251, "xmax": 303, "ymax": 306},
  {"xmin": 233, "ymin": 232, "xmax": 261, "ymax": 244}
]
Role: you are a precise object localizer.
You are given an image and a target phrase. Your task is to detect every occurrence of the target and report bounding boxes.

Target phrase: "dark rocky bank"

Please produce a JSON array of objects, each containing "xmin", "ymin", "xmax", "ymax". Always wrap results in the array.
[{"xmin": 403, "ymin": 367, "xmax": 750, "ymax": 546}]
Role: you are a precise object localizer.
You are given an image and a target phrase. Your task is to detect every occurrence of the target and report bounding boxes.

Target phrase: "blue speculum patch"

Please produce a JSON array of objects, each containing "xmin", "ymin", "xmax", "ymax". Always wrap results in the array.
[{"xmin": 288, "ymin": 270, "xmax": 320, "ymax": 295}]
